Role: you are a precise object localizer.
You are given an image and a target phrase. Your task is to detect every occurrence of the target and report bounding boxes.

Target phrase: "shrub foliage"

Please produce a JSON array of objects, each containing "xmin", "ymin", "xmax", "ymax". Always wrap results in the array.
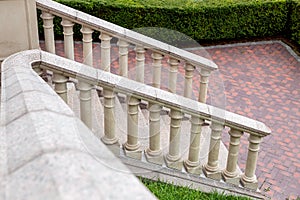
[{"xmin": 38, "ymin": 0, "xmax": 300, "ymax": 46}]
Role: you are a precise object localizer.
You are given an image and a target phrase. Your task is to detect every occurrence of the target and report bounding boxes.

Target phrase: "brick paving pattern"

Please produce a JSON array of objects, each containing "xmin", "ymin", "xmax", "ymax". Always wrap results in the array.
[{"xmin": 40, "ymin": 40, "xmax": 300, "ymax": 200}]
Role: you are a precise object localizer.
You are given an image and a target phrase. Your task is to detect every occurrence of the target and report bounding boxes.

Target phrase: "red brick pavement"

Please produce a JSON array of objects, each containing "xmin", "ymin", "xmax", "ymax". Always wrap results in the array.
[{"xmin": 40, "ymin": 40, "xmax": 300, "ymax": 200}]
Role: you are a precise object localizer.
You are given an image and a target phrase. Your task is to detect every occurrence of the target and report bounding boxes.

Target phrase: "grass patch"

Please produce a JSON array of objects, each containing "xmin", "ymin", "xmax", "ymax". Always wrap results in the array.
[{"xmin": 140, "ymin": 178, "xmax": 252, "ymax": 200}]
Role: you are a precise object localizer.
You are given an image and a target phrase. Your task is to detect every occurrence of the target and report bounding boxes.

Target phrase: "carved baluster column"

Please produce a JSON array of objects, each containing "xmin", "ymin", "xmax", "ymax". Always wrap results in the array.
[
  {"xmin": 40, "ymin": 12, "xmax": 55, "ymax": 81},
  {"xmin": 222, "ymin": 129, "xmax": 243, "ymax": 185},
  {"xmin": 101, "ymin": 89, "xmax": 118, "ymax": 145},
  {"xmin": 52, "ymin": 73, "xmax": 68, "ymax": 103},
  {"xmin": 165, "ymin": 109, "xmax": 183, "ymax": 170},
  {"xmin": 40, "ymin": 11, "xmax": 55, "ymax": 54},
  {"xmin": 61, "ymin": 19, "xmax": 74, "ymax": 60},
  {"xmin": 203, "ymin": 121, "xmax": 224, "ymax": 180},
  {"xmin": 184, "ymin": 63, "xmax": 195, "ymax": 98},
  {"xmin": 100, "ymin": 32, "xmax": 112, "ymax": 72},
  {"xmin": 168, "ymin": 57, "xmax": 179, "ymax": 93},
  {"xmin": 145, "ymin": 103, "xmax": 163, "ymax": 165},
  {"xmin": 124, "ymin": 96, "xmax": 141, "ymax": 159},
  {"xmin": 81, "ymin": 26, "xmax": 93, "ymax": 66},
  {"xmin": 241, "ymin": 135, "xmax": 262, "ymax": 190},
  {"xmin": 198, "ymin": 69, "xmax": 211, "ymax": 103},
  {"xmin": 78, "ymin": 26, "xmax": 93, "ymax": 129},
  {"xmin": 184, "ymin": 116, "xmax": 204, "ymax": 174},
  {"xmin": 152, "ymin": 52, "xmax": 163, "ymax": 88},
  {"xmin": 135, "ymin": 46, "xmax": 145, "ymax": 83},
  {"xmin": 118, "ymin": 39, "xmax": 129, "ymax": 77}
]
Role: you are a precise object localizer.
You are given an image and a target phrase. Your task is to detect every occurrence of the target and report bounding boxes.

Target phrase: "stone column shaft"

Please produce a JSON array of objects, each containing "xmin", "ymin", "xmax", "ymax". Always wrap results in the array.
[
  {"xmin": 101, "ymin": 89, "xmax": 118, "ymax": 145},
  {"xmin": 52, "ymin": 73, "xmax": 68, "ymax": 103},
  {"xmin": 184, "ymin": 116, "xmax": 204, "ymax": 174},
  {"xmin": 168, "ymin": 57, "xmax": 179, "ymax": 93},
  {"xmin": 184, "ymin": 63, "xmax": 195, "ymax": 98},
  {"xmin": 145, "ymin": 103, "xmax": 163, "ymax": 165},
  {"xmin": 241, "ymin": 134, "xmax": 262, "ymax": 190},
  {"xmin": 124, "ymin": 96, "xmax": 141, "ymax": 159},
  {"xmin": 151, "ymin": 52, "xmax": 163, "ymax": 88},
  {"xmin": 100, "ymin": 32, "xmax": 112, "ymax": 72},
  {"xmin": 41, "ymin": 11, "xmax": 55, "ymax": 54},
  {"xmin": 198, "ymin": 69, "xmax": 210, "ymax": 103},
  {"xmin": 61, "ymin": 19, "xmax": 74, "ymax": 60},
  {"xmin": 118, "ymin": 39, "xmax": 129, "ymax": 77},
  {"xmin": 222, "ymin": 128, "xmax": 243, "ymax": 185},
  {"xmin": 203, "ymin": 121, "xmax": 224, "ymax": 180},
  {"xmin": 165, "ymin": 109, "xmax": 183, "ymax": 170},
  {"xmin": 135, "ymin": 45, "xmax": 145, "ymax": 83},
  {"xmin": 80, "ymin": 26, "xmax": 93, "ymax": 66},
  {"xmin": 78, "ymin": 81, "xmax": 92, "ymax": 129}
]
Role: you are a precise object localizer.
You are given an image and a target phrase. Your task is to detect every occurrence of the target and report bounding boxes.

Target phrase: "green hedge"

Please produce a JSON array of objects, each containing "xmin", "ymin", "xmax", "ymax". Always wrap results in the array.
[
  {"xmin": 289, "ymin": 0, "xmax": 300, "ymax": 45},
  {"xmin": 38, "ymin": 0, "xmax": 300, "ymax": 46}
]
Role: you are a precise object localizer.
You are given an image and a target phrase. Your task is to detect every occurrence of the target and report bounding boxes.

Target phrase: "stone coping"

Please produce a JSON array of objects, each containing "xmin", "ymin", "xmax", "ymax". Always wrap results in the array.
[
  {"xmin": 0, "ymin": 50, "xmax": 157, "ymax": 200},
  {"xmin": 36, "ymin": 0, "xmax": 218, "ymax": 72},
  {"xmin": 9, "ymin": 49, "xmax": 270, "ymax": 136}
]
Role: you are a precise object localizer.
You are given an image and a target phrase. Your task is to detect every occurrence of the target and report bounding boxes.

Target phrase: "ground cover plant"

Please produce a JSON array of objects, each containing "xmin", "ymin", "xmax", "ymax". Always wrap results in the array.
[{"xmin": 140, "ymin": 178, "xmax": 253, "ymax": 200}]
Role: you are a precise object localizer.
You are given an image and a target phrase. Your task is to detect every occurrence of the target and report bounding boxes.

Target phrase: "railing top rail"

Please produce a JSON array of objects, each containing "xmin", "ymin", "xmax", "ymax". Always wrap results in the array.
[
  {"xmin": 36, "ymin": 0, "xmax": 218, "ymax": 72},
  {"xmin": 23, "ymin": 49, "xmax": 271, "ymax": 137}
]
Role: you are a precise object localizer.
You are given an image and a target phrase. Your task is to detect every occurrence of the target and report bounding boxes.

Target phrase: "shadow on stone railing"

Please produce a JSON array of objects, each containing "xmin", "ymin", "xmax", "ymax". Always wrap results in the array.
[{"xmin": 0, "ymin": 50, "xmax": 156, "ymax": 200}]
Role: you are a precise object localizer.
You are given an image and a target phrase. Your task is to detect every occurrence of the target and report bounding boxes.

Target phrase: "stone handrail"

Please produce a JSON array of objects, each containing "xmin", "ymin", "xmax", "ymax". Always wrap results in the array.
[
  {"xmin": 0, "ymin": 50, "xmax": 157, "ymax": 200},
  {"xmin": 27, "ymin": 49, "xmax": 270, "ymax": 190}
]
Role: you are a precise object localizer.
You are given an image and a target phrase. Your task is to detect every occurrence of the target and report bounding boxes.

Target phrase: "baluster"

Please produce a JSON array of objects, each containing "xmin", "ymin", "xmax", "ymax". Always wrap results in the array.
[
  {"xmin": 168, "ymin": 57, "xmax": 179, "ymax": 93},
  {"xmin": 101, "ymin": 89, "xmax": 118, "ymax": 145},
  {"xmin": 100, "ymin": 32, "xmax": 112, "ymax": 72},
  {"xmin": 52, "ymin": 73, "xmax": 68, "ymax": 103},
  {"xmin": 81, "ymin": 26, "xmax": 93, "ymax": 66},
  {"xmin": 124, "ymin": 96, "xmax": 142, "ymax": 159},
  {"xmin": 40, "ymin": 12, "xmax": 55, "ymax": 83},
  {"xmin": 198, "ymin": 69, "xmax": 211, "ymax": 103},
  {"xmin": 203, "ymin": 121, "xmax": 224, "ymax": 180},
  {"xmin": 222, "ymin": 129, "xmax": 243, "ymax": 185},
  {"xmin": 165, "ymin": 109, "xmax": 183, "ymax": 170},
  {"xmin": 241, "ymin": 135, "xmax": 262, "ymax": 190},
  {"xmin": 151, "ymin": 52, "xmax": 163, "ymax": 88},
  {"xmin": 184, "ymin": 63, "xmax": 195, "ymax": 98},
  {"xmin": 40, "ymin": 11, "xmax": 55, "ymax": 54},
  {"xmin": 118, "ymin": 39, "xmax": 129, "ymax": 77},
  {"xmin": 99, "ymin": 32, "xmax": 118, "ymax": 149},
  {"xmin": 61, "ymin": 19, "xmax": 74, "ymax": 60},
  {"xmin": 135, "ymin": 46, "xmax": 145, "ymax": 83},
  {"xmin": 145, "ymin": 103, "xmax": 163, "ymax": 165},
  {"xmin": 184, "ymin": 116, "xmax": 204, "ymax": 174},
  {"xmin": 78, "ymin": 26, "xmax": 93, "ymax": 129}
]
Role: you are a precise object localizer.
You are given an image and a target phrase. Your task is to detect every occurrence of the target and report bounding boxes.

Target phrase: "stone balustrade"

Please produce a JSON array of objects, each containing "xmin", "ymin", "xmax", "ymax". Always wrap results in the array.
[
  {"xmin": 23, "ymin": 49, "xmax": 271, "ymax": 191},
  {"xmin": 0, "ymin": 50, "xmax": 157, "ymax": 200},
  {"xmin": 36, "ymin": 0, "xmax": 217, "ymax": 104},
  {"xmin": 34, "ymin": 0, "xmax": 272, "ymax": 193}
]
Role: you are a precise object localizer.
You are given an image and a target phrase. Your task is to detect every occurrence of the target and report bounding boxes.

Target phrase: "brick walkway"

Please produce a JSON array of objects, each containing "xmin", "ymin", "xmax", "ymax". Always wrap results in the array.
[{"xmin": 40, "ymin": 40, "xmax": 300, "ymax": 200}]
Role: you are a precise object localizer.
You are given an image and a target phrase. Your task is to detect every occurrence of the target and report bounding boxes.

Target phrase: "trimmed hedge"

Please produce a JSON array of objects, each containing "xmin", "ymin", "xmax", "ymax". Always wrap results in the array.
[
  {"xmin": 38, "ymin": 0, "xmax": 300, "ymax": 46},
  {"xmin": 289, "ymin": 0, "xmax": 300, "ymax": 45}
]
